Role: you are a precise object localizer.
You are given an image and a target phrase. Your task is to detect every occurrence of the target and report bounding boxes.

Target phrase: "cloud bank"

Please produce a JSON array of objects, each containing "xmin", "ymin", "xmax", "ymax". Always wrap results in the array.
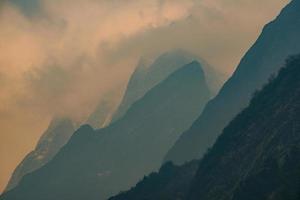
[{"xmin": 0, "ymin": 0, "xmax": 289, "ymax": 192}]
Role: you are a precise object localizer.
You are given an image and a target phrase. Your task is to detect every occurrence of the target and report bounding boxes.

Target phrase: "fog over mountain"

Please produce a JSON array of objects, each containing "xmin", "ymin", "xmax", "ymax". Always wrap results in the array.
[
  {"xmin": 0, "ymin": 0, "xmax": 290, "ymax": 192},
  {"xmin": 112, "ymin": 49, "xmax": 223, "ymax": 123},
  {"xmin": 0, "ymin": 61, "xmax": 212, "ymax": 200},
  {"xmin": 4, "ymin": 118, "xmax": 74, "ymax": 192}
]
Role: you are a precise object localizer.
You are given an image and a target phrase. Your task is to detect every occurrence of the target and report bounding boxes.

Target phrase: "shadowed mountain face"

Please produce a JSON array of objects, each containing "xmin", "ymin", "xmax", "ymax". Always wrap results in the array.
[
  {"xmin": 165, "ymin": 0, "xmax": 300, "ymax": 165},
  {"xmin": 4, "ymin": 118, "xmax": 74, "ymax": 192},
  {"xmin": 189, "ymin": 55, "xmax": 300, "ymax": 200},
  {"xmin": 111, "ymin": 49, "xmax": 223, "ymax": 123},
  {"xmin": 110, "ymin": 55, "xmax": 300, "ymax": 200},
  {"xmin": 0, "ymin": 61, "xmax": 211, "ymax": 200}
]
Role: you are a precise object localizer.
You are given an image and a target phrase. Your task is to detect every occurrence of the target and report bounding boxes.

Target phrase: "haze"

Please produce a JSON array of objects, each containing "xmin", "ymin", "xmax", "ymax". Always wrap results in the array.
[{"xmin": 0, "ymin": 0, "xmax": 290, "ymax": 193}]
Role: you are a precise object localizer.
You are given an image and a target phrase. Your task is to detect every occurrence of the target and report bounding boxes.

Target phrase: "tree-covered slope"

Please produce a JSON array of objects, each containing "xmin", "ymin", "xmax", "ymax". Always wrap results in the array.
[
  {"xmin": 109, "ymin": 161, "xmax": 199, "ymax": 200},
  {"xmin": 189, "ymin": 55, "xmax": 300, "ymax": 200}
]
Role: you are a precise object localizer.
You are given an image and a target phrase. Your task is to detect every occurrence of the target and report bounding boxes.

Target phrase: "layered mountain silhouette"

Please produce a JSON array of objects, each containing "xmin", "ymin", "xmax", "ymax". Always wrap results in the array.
[
  {"xmin": 0, "ymin": 61, "xmax": 211, "ymax": 200},
  {"xmin": 110, "ymin": 55, "xmax": 300, "ymax": 200},
  {"xmin": 4, "ymin": 118, "xmax": 74, "ymax": 192},
  {"xmin": 165, "ymin": 0, "xmax": 300, "ymax": 165},
  {"xmin": 111, "ymin": 49, "xmax": 223, "ymax": 123}
]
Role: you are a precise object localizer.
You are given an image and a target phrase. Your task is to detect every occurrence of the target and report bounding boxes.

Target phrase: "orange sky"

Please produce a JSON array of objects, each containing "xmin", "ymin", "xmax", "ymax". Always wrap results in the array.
[{"xmin": 0, "ymin": 0, "xmax": 290, "ymax": 193}]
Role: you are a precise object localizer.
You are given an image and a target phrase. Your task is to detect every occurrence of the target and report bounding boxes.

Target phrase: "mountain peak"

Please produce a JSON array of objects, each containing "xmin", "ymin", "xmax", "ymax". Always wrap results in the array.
[
  {"xmin": 70, "ymin": 124, "xmax": 94, "ymax": 141},
  {"xmin": 111, "ymin": 50, "xmax": 215, "ymax": 123},
  {"xmin": 179, "ymin": 61, "xmax": 204, "ymax": 74}
]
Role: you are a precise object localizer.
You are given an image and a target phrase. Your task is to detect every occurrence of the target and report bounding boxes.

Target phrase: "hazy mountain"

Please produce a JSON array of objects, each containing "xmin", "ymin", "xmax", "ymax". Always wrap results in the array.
[
  {"xmin": 4, "ymin": 117, "xmax": 74, "ymax": 192},
  {"xmin": 0, "ymin": 61, "xmax": 211, "ymax": 200},
  {"xmin": 109, "ymin": 55, "xmax": 300, "ymax": 200},
  {"xmin": 86, "ymin": 99, "xmax": 114, "ymax": 129},
  {"xmin": 110, "ymin": 57, "xmax": 152, "ymax": 123},
  {"xmin": 86, "ymin": 91, "xmax": 120, "ymax": 129},
  {"xmin": 111, "ymin": 49, "xmax": 223, "ymax": 123},
  {"xmin": 165, "ymin": 0, "xmax": 300, "ymax": 165}
]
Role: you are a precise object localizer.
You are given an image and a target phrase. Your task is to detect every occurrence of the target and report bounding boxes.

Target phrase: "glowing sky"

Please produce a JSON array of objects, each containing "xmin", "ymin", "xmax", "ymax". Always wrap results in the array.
[{"xmin": 0, "ymin": 0, "xmax": 290, "ymax": 193}]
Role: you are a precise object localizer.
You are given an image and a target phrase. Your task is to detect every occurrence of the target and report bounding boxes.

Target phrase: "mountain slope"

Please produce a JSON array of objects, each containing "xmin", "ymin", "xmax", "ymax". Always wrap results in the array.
[
  {"xmin": 4, "ymin": 118, "xmax": 74, "ymax": 192},
  {"xmin": 188, "ymin": 55, "xmax": 300, "ymax": 200},
  {"xmin": 0, "ymin": 61, "xmax": 211, "ymax": 200},
  {"xmin": 109, "ymin": 55, "xmax": 300, "ymax": 200},
  {"xmin": 111, "ymin": 49, "xmax": 223, "ymax": 123},
  {"xmin": 165, "ymin": 0, "xmax": 300, "ymax": 165}
]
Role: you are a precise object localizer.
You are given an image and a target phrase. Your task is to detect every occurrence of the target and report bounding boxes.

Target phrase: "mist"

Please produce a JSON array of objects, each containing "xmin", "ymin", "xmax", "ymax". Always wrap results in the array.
[{"xmin": 0, "ymin": 0, "xmax": 290, "ymax": 192}]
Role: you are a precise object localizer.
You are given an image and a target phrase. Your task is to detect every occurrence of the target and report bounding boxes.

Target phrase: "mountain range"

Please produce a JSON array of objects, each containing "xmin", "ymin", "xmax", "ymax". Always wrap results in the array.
[
  {"xmin": 1, "ymin": 1, "xmax": 299, "ymax": 199},
  {"xmin": 0, "ymin": 61, "xmax": 212, "ymax": 200},
  {"xmin": 110, "ymin": 53, "xmax": 300, "ymax": 200}
]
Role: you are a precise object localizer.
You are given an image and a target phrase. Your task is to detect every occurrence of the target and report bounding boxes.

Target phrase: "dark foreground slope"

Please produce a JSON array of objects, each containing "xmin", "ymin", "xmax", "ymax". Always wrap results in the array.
[
  {"xmin": 109, "ymin": 161, "xmax": 199, "ymax": 200},
  {"xmin": 110, "ymin": 55, "xmax": 300, "ymax": 200},
  {"xmin": 0, "ymin": 61, "xmax": 211, "ymax": 200},
  {"xmin": 4, "ymin": 118, "xmax": 74, "ymax": 192},
  {"xmin": 166, "ymin": 0, "xmax": 300, "ymax": 165},
  {"xmin": 189, "ymin": 55, "xmax": 300, "ymax": 200}
]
